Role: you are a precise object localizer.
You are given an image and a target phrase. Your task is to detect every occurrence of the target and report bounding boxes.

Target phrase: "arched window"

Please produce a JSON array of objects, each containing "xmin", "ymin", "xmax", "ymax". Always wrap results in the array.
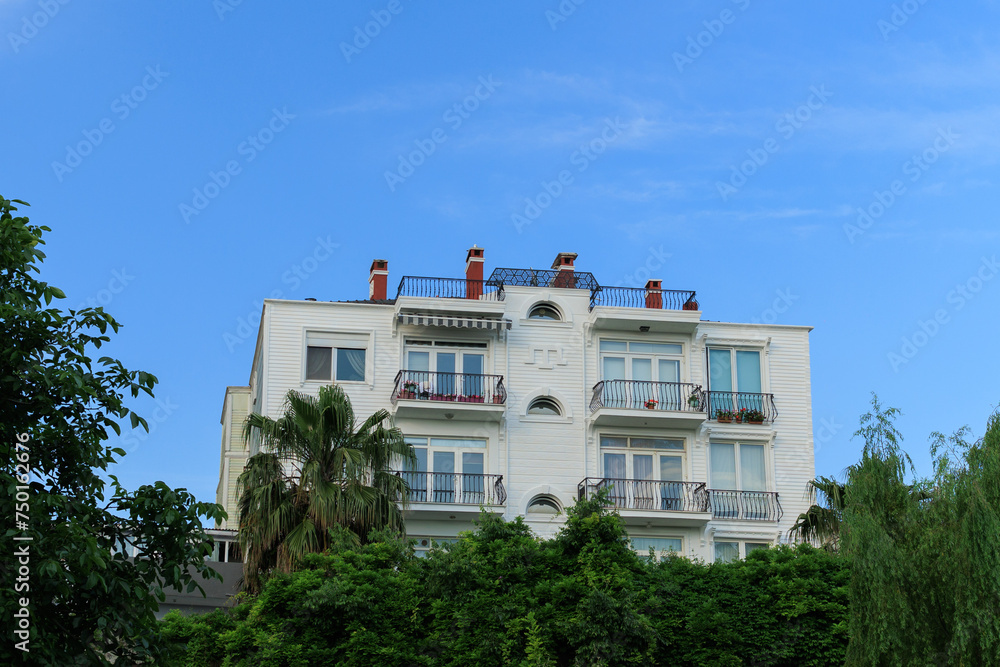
[
  {"xmin": 528, "ymin": 303, "xmax": 561, "ymax": 320},
  {"xmin": 527, "ymin": 397, "xmax": 561, "ymax": 416},
  {"xmin": 527, "ymin": 494, "xmax": 561, "ymax": 514}
]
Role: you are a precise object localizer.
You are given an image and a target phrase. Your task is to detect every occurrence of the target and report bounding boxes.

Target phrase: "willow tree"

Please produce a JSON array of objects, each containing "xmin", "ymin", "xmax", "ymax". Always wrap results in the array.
[
  {"xmin": 843, "ymin": 395, "xmax": 1000, "ymax": 666},
  {"xmin": 237, "ymin": 384, "xmax": 414, "ymax": 593}
]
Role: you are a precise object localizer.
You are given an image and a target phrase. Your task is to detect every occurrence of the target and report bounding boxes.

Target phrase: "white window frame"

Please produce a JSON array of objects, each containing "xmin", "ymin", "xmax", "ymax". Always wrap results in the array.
[
  {"xmin": 630, "ymin": 535, "xmax": 684, "ymax": 560},
  {"xmin": 599, "ymin": 435, "xmax": 686, "ymax": 480},
  {"xmin": 403, "ymin": 436, "xmax": 489, "ymax": 475},
  {"xmin": 599, "ymin": 339, "xmax": 686, "ymax": 383},
  {"xmin": 714, "ymin": 539, "xmax": 771, "ymax": 562},
  {"xmin": 706, "ymin": 346, "xmax": 765, "ymax": 393},
  {"xmin": 303, "ymin": 331, "xmax": 371, "ymax": 385},
  {"xmin": 708, "ymin": 440, "xmax": 771, "ymax": 491},
  {"xmin": 403, "ymin": 338, "xmax": 489, "ymax": 375}
]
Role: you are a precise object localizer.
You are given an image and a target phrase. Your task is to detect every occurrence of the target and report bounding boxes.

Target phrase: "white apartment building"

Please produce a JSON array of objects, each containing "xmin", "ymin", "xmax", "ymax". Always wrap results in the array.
[{"xmin": 218, "ymin": 249, "xmax": 815, "ymax": 563}]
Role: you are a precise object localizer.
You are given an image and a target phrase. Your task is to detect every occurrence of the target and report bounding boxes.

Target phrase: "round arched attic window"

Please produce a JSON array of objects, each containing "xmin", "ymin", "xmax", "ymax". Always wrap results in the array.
[
  {"xmin": 527, "ymin": 303, "xmax": 561, "ymax": 320},
  {"xmin": 527, "ymin": 397, "xmax": 561, "ymax": 416},
  {"xmin": 527, "ymin": 494, "xmax": 561, "ymax": 514}
]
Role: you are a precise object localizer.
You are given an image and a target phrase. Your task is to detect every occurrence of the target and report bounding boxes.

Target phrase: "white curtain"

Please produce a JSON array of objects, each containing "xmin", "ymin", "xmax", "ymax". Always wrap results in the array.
[
  {"xmin": 736, "ymin": 351, "xmax": 762, "ymax": 393},
  {"xmin": 715, "ymin": 541, "xmax": 739, "ymax": 563},
  {"xmin": 337, "ymin": 348, "xmax": 366, "ymax": 382},
  {"xmin": 740, "ymin": 444, "xmax": 766, "ymax": 491},
  {"xmin": 710, "ymin": 443, "xmax": 737, "ymax": 489}
]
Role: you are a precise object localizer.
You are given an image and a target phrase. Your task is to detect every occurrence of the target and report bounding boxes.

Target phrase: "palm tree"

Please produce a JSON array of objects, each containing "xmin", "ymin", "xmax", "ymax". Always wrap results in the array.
[
  {"xmin": 789, "ymin": 476, "xmax": 846, "ymax": 551},
  {"xmin": 236, "ymin": 384, "xmax": 415, "ymax": 592}
]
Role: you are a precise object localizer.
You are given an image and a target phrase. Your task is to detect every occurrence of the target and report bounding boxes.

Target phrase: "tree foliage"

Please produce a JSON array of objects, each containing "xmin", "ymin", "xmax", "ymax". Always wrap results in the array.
[
  {"xmin": 0, "ymin": 197, "xmax": 226, "ymax": 664},
  {"xmin": 237, "ymin": 384, "xmax": 414, "ymax": 593},
  {"xmin": 843, "ymin": 395, "xmax": 1000, "ymax": 666},
  {"xmin": 162, "ymin": 495, "xmax": 849, "ymax": 666}
]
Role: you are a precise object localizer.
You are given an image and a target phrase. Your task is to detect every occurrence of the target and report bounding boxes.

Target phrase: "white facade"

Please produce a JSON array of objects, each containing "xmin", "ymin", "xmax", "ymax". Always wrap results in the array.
[{"xmin": 222, "ymin": 250, "xmax": 815, "ymax": 562}]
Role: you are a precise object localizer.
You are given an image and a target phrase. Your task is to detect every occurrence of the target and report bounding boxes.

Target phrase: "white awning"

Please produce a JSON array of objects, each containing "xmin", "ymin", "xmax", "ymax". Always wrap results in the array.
[{"xmin": 397, "ymin": 313, "xmax": 512, "ymax": 331}]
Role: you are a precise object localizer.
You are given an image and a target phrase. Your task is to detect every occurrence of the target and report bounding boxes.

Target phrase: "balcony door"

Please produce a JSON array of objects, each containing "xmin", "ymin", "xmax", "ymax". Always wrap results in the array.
[
  {"xmin": 600, "ymin": 341, "xmax": 684, "ymax": 409},
  {"xmin": 403, "ymin": 437, "xmax": 487, "ymax": 504},
  {"xmin": 707, "ymin": 348, "xmax": 762, "ymax": 416},
  {"xmin": 709, "ymin": 441, "xmax": 768, "ymax": 518},
  {"xmin": 600, "ymin": 436, "xmax": 685, "ymax": 509},
  {"xmin": 405, "ymin": 340, "xmax": 486, "ymax": 398}
]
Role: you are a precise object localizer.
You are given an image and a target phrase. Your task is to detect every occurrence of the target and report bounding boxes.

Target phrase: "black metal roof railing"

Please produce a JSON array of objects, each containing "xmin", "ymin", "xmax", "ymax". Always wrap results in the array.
[
  {"xmin": 487, "ymin": 267, "xmax": 600, "ymax": 291},
  {"xmin": 394, "ymin": 269, "xmax": 700, "ymax": 311},
  {"xmin": 590, "ymin": 286, "xmax": 698, "ymax": 311},
  {"xmin": 396, "ymin": 276, "xmax": 504, "ymax": 301}
]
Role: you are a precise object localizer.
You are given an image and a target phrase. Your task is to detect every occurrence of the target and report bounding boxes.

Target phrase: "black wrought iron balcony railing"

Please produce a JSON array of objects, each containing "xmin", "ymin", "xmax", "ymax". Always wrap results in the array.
[
  {"xmin": 577, "ymin": 478, "xmax": 710, "ymax": 513},
  {"xmin": 488, "ymin": 267, "xmax": 600, "ymax": 291},
  {"xmin": 392, "ymin": 370, "xmax": 507, "ymax": 405},
  {"xmin": 396, "ymin": 276, "xmax": 505, "ymax": 301},
  {"xmin": 589, "ymin": 286, "xmax": 698, "ymax": 311},
  {"xmin": 704, "ymin": 391, "xmax": 778, "ymax": 422},
  {"xmin": 590, "ymin": 380, "xmax": 704, "ymax": 413},
  {"xmin": 707, "ymin": 490, "xmax": 782, "ymax": 521},
  {"xmin": 396, "ymin": 471, "xmax": 506, "ymax": 506}
]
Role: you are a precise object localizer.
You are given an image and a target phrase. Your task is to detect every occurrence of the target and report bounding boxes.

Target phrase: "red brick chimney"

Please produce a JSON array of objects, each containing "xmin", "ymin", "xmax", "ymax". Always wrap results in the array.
[
  {"xmin": 645, "ymin": 279, "xmax": 662, "ymax": 309},
  {"xmin": 466, "ymin": 245, "xmax": 484, "ymax": 299},
  {"xmin": 551, "ymin": 252, "xmax": 577, "ymax": 288},
  {"xmin": 369, "ymin": 259, "xmax": 388, "ymax": 300}
]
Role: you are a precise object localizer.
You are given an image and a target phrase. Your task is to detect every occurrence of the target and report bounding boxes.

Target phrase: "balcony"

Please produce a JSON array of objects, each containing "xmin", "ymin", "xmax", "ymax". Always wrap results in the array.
[
  {"xmin": 589, "ymin": 380, "xmax": 707, "ymax": 429},
  {"xmin": 707, "ymin": 490, "xmax": 782, "ymax": 521},
  {"xmin": 704, "ymin": 391, "xmax": 778, "ymax": 424},
  {"xmin": 588, "ymin": 286, "xmax": 701, "ymax": 333},
  {"xmin": 394, "ymin": 276, "xmax": 508, "ymax": 321},
  {"xmin": 391, "ymin": 370, "xmax": 506, "ymax": 422},
  {"xmin": 396, "ymin": 471, "xmax": 506, "ymax": 520},
  {"xmin": 398, "ymin": 471, "xmax": 506, "ymax": 505},
  {"xmin": 577, "ymin": 478, "xmax": 712, "ymax": 527}
]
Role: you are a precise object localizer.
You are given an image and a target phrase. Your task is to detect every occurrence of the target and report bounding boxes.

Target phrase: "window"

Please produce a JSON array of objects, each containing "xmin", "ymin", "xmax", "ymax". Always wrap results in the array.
[
  {"xmin": 306, "ymin": 346, "xmax": 366, "ymax": 381},
  {"xmin": 632, "ymin": 537, "xmax": 683, "ymax": 559},
  {"xmin": 305, "ymin": 333, "xmax": 369, "ymax": 383},
  {"xmin": 600, "ymin": 436, "xmax": 685, "ymax": 509},
  {"xmin": 714, "ymin": 540, "xmax": 770, "ymax": 562},
  {"xmin": 710, "ymin": 442, "xmax": 767, "ymax": 490},
  {"xmin": 402, "ymin": 437, "xmax": 488, "ymax": 504},
  {"xmin": 599, "ymin": 340, "xmax": 686, "ymax": 409},
  {"xmin": 527, "ymin": 303, "xmax": 561, "ymax": 320},
  {"xmin": 412, "ymin": 537, "xmax": 458, "ymax": 558},
  {"xmin": 527, "ymin": 397, "xmax": 561, "ymax": 416},
  {"xmin": 526, "ymin": 494, "xmax": 561, "ymax": 514}
]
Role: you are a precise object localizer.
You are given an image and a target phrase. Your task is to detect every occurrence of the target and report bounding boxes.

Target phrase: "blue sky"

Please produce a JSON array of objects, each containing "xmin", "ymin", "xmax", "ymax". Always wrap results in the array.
[{"xmin": 3, "ymin": 1, "xmax": 998, "ymax": 506}]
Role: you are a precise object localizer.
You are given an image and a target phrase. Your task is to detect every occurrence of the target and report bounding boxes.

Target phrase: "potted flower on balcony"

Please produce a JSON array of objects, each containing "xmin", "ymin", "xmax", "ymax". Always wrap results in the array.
[
  {"xmin": 687, "ymin": 393, "xmax": 701, "ymax": 409},
  {"xmin": 467, "ymin": 395, "xmax": 484, "ymax": 403},
  {"xmin": 735, "ymin": 408, "xmax": 749, "ymax": 424},
  {"xmin": 744, "ymin": 408, "xmax": 765, "ymax": 425},
  {"xmin": 716, "ymin": 409, "xmax": 735, "ymax": 423},
  {"xmin": 644, "ymin": 399, "xmax": 658, "ymax": 409},
  {"xmin": 401, "ymin": 380, "xmax": 418, "ymax": 399}
]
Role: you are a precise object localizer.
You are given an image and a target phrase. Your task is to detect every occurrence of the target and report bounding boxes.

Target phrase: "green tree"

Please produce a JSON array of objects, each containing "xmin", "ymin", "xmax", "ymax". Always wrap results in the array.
[
  {"xmin": 843, "ymin": 395, "xmax": 1000, "ymax": 665},
  {"xmin": 161, "ymin": 497, "xmax": 850, "ymax": 666},
  {"xmin": 0, "ymin": 197, "xmax": 226, "ymax": 664},
  {"xmin": 237, "ymin": 384, "xmax": 414, "ymax": 592},
  {"xmin": 789, "ymin": 475, "xmax": 846, "ymax": 550}
]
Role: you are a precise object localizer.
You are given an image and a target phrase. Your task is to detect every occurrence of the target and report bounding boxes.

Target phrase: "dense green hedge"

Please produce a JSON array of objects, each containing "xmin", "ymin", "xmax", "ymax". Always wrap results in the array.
[{"xmin": 161, "ymin": 499, "xmax": 848, "ymax": 666}]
